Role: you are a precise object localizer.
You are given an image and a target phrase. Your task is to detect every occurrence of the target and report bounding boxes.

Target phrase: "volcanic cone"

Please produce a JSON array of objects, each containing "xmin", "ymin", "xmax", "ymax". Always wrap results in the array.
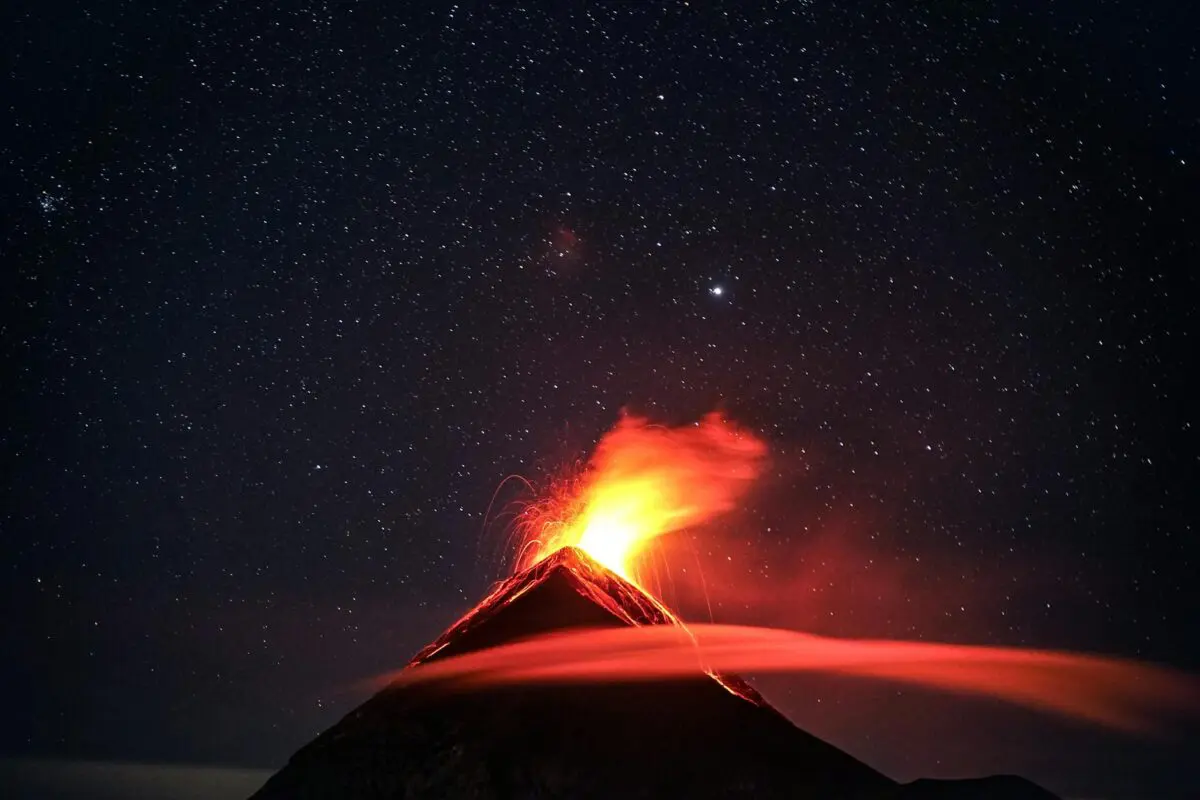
[{"xmin": 249, "ymin": 547, "xmax": 1057, "ymax": 800}]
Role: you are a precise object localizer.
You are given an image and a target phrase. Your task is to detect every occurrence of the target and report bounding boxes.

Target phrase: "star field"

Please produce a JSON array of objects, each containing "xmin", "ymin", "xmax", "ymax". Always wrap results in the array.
[{"xmin": 2, "ymin": 2, "xmax": 1197, "ymax": 798}]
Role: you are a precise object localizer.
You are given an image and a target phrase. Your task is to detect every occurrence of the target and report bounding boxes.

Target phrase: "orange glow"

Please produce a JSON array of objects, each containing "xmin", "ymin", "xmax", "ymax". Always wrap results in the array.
[
  {"xmin": 383, "ymin": 624, "xmax": 1200, "ymax": 733},
  {"xmin": 382, "ymin": 413, "xmax": 1200, "ymax": 740},
  {"xmin": 517, "ymin": 412, "xmax": 767, "ymax": 587}
]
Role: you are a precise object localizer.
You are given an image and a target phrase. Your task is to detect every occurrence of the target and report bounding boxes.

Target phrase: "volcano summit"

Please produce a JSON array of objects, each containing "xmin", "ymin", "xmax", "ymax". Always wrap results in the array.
[{"xmin": 249, "ymin": 547, "xmax": 1057, "ymax": 800}]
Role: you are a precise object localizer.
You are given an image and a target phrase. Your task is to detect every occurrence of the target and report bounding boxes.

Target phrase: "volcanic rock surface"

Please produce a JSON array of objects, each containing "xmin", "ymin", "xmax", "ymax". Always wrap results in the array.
[{"xmin": 249, "ymin": 547, "xmax": 1058, "ymax": 800}]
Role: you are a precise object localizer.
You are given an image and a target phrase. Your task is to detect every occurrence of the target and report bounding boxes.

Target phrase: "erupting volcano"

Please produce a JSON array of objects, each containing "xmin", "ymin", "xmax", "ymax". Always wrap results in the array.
[
  {"xmin": 513, "ymin": 411, "xmax": 767, "ymax": 586},
  {"xmin": 250, "ymin": 413, "xmax": 1196, "ymax": 800}
]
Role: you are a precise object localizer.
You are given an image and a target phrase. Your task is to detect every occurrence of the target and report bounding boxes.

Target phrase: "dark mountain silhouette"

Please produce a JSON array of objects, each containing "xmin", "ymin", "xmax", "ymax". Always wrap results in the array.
[{"xmin": 249, "ymin": 547, "xmax": 1058, "ymax": 799}]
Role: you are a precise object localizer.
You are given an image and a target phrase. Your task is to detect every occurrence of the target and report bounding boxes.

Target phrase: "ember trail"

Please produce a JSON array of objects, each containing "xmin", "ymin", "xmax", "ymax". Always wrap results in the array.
[{"xmin": 513, "ymin": 411, "xmax": 766, "ymax": 587}]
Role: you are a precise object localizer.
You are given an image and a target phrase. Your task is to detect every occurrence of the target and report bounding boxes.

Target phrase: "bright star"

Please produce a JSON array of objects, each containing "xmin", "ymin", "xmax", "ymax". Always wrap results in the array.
[{"xmin": 709, "ymin": 285, "xmax": 724, "ymax": 297}]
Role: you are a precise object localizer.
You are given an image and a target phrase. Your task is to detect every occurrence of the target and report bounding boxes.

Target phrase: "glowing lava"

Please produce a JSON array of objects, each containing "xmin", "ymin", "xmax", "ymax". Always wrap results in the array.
[
  {"xmin": 381, "ymin": 412, "xmax": 1200, "ymax": 739},
  {"xmin": 516, "ymin": 412, "xmax": 767, "ymax": 587}
]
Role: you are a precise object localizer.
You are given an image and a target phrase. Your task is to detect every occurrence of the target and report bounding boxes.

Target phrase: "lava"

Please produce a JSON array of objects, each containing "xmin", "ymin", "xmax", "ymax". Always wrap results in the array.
[
  {"xmin": 388, "ymin": 623, "xmax": 1200, "ymax": 733},
  {"xmin": 515, "ymin": 412, "xmax": 766, "ymax": 587},
  {"xmin": 409, "ymin": 546, "xmax": 680, "ymax": 668}
]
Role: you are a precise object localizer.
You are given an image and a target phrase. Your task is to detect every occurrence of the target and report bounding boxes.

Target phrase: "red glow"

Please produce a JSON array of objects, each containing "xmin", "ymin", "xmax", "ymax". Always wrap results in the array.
[
  {"xmin": 389, "ymin": 413, "xmax": 1200, "ymax": 740},
  {"xmin": 516, "ymin": 412, "xmax": 766, "ymax": 588},
  {"xmin": 385, "ymin": 623, "xmax": 1200, "ymax": 733}
]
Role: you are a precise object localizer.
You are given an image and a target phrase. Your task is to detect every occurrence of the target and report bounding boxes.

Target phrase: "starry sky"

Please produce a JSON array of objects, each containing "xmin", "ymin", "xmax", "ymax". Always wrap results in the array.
[{"xmin": 3, "ymin": 2, "xmax": 1198, "ymax": 798}]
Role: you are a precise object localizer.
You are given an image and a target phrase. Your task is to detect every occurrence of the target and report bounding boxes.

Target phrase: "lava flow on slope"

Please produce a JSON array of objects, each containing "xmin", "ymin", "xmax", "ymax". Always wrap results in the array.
[{"xmin": 408, "ymin": 545, "xmax": 767, "ymax": 705}]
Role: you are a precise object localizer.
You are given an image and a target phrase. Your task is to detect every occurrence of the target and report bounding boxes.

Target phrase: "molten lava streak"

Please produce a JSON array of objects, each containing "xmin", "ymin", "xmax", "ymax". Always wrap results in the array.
[{"xmin": 516, "ymin": 412, "xmax": 766, "ymax": 586}]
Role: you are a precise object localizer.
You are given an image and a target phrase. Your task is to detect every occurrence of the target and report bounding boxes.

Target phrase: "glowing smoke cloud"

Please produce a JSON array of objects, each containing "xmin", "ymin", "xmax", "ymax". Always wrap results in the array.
[
  {"xmin": 517, "ymin": 412, "xmax": 767, "ymax": 586},
  {"xmin": 383, "ymin": 624, "xmax": 1200, "ymax": 734}
]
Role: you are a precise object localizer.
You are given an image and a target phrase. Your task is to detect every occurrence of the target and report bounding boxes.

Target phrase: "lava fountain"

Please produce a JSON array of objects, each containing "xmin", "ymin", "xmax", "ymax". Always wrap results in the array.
[{"xmin": 514, "ymin": 411, "xmax": 767, "ymax": 587}]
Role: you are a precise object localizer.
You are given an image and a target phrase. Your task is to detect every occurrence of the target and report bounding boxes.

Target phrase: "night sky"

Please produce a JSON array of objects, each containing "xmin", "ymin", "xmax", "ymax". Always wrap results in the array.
[{"xmin": 3, "ymin": 2, "xmax": 1198, "ymax": 799}]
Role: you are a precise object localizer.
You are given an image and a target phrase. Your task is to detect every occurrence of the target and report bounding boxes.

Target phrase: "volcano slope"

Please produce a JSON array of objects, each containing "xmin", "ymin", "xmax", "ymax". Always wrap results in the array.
[{"xmin": 249, "ymin": 547, "xmax": 1058, "ymax": 800}]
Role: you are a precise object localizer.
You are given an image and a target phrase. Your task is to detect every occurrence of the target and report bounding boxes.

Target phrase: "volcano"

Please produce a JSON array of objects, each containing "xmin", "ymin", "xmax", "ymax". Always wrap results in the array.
[{"xmin": 249, "ymin": 547, "xmax": 1058, "ymax": 799}]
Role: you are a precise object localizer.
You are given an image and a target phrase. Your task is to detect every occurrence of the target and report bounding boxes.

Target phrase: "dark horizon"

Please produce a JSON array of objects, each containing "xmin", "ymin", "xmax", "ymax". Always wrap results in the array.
[{"xmin": 4, "ymin": 2, "xmax": 1198, "ymax": 798}]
